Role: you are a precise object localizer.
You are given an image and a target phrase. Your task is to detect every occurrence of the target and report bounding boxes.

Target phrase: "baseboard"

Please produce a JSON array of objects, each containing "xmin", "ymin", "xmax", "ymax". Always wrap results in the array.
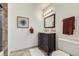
[{"xmin": 10, "ymin": 45, "xmax": 38, "ymax": 53}]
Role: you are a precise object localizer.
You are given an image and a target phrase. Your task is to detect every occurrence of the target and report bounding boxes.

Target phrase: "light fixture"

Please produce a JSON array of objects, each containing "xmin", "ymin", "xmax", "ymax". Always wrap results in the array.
[{"xmin": 43, "ymin": 8, "xmax": 53, "ymax": 17}]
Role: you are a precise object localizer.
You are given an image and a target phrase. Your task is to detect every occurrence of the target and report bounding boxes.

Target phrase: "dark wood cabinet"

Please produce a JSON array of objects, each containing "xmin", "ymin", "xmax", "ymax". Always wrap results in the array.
[{"xmin": 38, "ymin": 33, "xmax": 56, "ymax": 55}]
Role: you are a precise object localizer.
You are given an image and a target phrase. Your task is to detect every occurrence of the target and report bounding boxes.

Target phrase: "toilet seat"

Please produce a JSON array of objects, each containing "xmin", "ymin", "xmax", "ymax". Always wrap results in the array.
[{"xmin": 52, "ymin": 50, "xmax": 70, "ymax": 56}]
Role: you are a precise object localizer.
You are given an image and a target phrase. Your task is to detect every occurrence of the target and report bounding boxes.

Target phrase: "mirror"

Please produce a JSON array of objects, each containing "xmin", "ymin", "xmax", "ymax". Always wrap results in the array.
[{"xmin": 44, "ymin": 14, "xmax": 55, "ymax": 28}]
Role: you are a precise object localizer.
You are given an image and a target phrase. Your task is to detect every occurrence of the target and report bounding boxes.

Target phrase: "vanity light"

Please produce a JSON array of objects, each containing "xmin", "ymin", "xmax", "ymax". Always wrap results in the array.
[{"xmin": 43, "ymin": 8, "xmax": 53, "ymax": 17}]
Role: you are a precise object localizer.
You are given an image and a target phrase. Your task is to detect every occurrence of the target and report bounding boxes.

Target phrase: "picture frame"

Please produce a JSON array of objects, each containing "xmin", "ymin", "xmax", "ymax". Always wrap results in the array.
[
  {"xmin": 44, "ymin": 14, "xmax": 55, "ymax": 28},
  {"xmin": 17, "ymin": 16, "xmax": 29, "ymax": 28}
]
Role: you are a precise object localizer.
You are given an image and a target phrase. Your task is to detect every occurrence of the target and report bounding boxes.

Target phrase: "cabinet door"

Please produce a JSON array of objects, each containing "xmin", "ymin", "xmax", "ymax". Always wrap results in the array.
[
  {"xmin": 38, "ymin": 33, "xmax": 48, "ymax": 52},
  {"xmin": 38, "ymin": 33, "xmax": 45, "ymax": 49},
  {"xmin": 48, "ymin": 34, "xmax": 56, "ymax": 53},
  {"xmin": 42, "ymin": 34, "xmax": 48, "ymax": 52}
]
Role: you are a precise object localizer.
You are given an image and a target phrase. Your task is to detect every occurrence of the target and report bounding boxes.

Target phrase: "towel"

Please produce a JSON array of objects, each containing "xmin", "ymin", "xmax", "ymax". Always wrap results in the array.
[{"xmin": 63, "ymin": 16, "xmax": 75, "ymax": 35}]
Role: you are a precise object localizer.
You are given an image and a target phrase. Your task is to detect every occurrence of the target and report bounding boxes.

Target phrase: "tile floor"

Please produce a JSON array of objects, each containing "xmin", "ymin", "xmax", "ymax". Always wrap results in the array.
[{"xmin": 10, "ymin": 47, "xmax": 47, "ymax": 56}]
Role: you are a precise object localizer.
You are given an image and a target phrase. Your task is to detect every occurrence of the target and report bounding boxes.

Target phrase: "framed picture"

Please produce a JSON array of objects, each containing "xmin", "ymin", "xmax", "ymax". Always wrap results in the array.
[
  {"xmin": 44, "ymin": 14, "xmax": 55, "ymax": 28},
  {"xmin": 17, "ymin": 16, "xmax": 29, "ymax": 28}
]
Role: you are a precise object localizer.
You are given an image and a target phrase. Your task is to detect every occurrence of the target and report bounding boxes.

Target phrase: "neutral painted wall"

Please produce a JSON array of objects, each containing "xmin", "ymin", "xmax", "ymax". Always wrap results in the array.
[
  {"xmin": 8, "ymin": 3, "xmax": 43, "ymax": 52},
  {"xmin": 8, "ymin": 3, "xmax": 56, "ymax": 52},
  {"xmin": 8, "ymin": 3, "xmax": 79, "ymax": 53},
  {"xmin": 44, "ymin": 4, "xmax": 79, "ymax": 49},
  {"xmin": 55, "ymin": 3, "xmax": 79, "ymax": 42}
]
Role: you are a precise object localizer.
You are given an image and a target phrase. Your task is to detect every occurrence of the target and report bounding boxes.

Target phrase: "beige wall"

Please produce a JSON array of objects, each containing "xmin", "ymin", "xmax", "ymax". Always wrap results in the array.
[
  {"xmin": 8, "ymin": 3, "xmax": 79, "ymax": 53},
  {"xmin": 42, "ymin": 3, "xmax": 79, "ymax": 49},
  {"xmin": 55, "ymin": 3, "xmax": 79, "ymax": 42},
  {"xmin": 8, "ymin": 3, "xmax": 43, "ymax": 52}
]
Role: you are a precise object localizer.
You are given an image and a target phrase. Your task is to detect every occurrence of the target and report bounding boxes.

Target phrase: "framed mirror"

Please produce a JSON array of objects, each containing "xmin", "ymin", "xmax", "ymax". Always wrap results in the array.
[{"xmin": 44, "ymin": 14, "xmax": 55, "ymax": 28}]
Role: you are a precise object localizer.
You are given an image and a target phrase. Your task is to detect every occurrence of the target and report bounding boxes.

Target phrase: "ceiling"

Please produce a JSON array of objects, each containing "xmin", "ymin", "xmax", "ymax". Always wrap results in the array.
[{"xmin": 27, "ymin": 3, "xmax": 50, "ymax": 10}]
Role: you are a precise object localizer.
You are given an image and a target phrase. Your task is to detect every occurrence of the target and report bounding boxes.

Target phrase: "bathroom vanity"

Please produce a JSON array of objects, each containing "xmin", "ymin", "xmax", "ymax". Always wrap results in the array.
[{"xmin": 38, "ymin": 33, "xmax": 56, "ymax": 55}]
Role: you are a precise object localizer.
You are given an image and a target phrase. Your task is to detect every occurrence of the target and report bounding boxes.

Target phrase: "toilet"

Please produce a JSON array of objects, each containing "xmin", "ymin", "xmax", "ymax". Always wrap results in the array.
[{"xmin": 52, "ymin": 38, "xmax": 79, "ymax": 56}]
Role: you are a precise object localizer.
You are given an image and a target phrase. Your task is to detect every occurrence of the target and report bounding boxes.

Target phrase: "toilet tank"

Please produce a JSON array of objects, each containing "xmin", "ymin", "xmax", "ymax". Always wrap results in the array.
[{"xmin": 58, "ymin": 38, "xmax": 79, "ymax": 56}]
